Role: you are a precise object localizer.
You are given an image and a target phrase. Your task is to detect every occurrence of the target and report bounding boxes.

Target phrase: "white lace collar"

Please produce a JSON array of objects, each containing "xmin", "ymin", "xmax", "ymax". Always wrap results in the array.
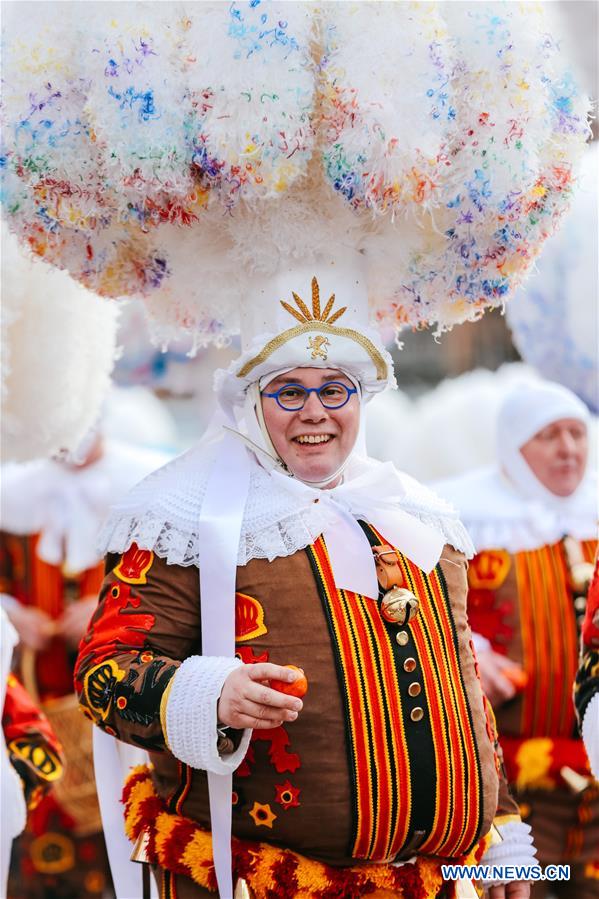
[{"xmin": 98, "ymin": 445, "xmax": 474, "ymax": 568}]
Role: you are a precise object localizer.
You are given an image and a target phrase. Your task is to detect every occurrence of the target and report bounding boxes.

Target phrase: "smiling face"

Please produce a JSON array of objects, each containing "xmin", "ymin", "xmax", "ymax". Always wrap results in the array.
[
  {"xmin": 260, "ymin": 367, "xmax": 360, "ymax": 487},
  {"xmin": 520, "ymin": 417, "xmax": 588, "ymax": 497}
]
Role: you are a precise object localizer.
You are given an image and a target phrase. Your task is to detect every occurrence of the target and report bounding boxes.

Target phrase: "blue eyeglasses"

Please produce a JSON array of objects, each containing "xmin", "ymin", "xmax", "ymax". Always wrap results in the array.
[{"xmin": 262, "ymin": 381, "xmax": 357, "ymax": 411}]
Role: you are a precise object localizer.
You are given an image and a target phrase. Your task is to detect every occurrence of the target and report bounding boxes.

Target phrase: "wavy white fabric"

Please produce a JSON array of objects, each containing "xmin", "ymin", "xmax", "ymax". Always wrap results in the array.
[
  {"xmin": 92, "ymin": 728, "xmax": 157, "ymax": 899},
  {"xmin": 165, "ymin": 656, "xmax": 252, "ymax": 773},
  {"xmin": 582, "ymin": 694, "xmax": 599, "ymax": 781},
  {"xmin": 497, "ymin": 380, "xmax": 591, "ymax": 508},
  {"xmin": 1, "ymin": 441, "xmax": 168, "ymax": 573},
  {"xmin": 434, "ymin": 466, "xmax": 597, "ymax": 553},
  {"xmin": 270, "ymin": 464, "xmax": 448, "ymax": 594},
  {"xmin": 1, "ymin": 610, "xmax": 27, "ymax": 895},
  {"xmin": 480, "ymin": 821, "xmax": 538, "ymax": 885},
  {"xmin": 100, "ymin": 446, "xmax": 474, "ymax": 576}
]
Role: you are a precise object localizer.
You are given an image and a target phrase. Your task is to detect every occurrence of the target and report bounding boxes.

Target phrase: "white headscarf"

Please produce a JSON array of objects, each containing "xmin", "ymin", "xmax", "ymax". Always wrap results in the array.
[
  {"xmin": 435, "ymin": 380, "xmax": 597, "ymax": 552},
  {"xmin": 239, "ymin": 366, "xmax": 365, "ymax": 488},
  {"xmin": 497, "ymin": 380, "xmax": 591, "ymax": 507}
]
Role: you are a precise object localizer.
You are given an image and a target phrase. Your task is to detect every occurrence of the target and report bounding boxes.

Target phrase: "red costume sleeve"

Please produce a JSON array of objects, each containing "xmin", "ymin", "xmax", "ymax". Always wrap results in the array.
[{"xmin": 3, "ymin": 674, "xmax": 64, "ymax": 807}]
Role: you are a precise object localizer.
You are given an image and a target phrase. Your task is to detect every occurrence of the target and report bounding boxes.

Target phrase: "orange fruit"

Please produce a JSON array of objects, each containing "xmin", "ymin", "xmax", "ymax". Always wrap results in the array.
[{"xmin": 270, "ymin": 665, "xmax": 308, "ymax": 698}]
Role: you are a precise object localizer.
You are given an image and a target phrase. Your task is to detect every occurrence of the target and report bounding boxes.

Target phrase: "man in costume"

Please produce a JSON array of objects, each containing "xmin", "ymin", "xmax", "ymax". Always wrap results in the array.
[
  {"xmin": 76, "ymin": 258, "xmax": 534, "ymax": 899},
  {"xmin": 436, "ymin": 380, "xmax": 598, "ymax": 898},
  {"xmin": 0, "ymin": 429, "xmax": 167, "ymax": 899}
]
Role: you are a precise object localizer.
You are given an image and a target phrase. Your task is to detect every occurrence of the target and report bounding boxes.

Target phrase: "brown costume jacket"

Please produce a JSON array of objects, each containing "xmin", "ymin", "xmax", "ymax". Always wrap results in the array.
[{"xmin": 76, "ymin": 529, "xmax": 518, "ymax": 867}]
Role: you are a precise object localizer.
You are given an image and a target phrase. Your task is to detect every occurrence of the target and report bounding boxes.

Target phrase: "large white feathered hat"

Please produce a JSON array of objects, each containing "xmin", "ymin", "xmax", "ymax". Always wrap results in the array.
[{"xmin": 0, "ymin": 1, "xmax": 591, "ymax": 364}]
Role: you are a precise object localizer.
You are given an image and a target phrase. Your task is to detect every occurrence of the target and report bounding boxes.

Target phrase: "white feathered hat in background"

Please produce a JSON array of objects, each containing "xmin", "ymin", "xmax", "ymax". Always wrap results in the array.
[
  {"xmin": 1, "ymin": 226, "xmax": 118, "ymax": 462},
  {"xmin": 0, "ymin": 0, "xmax": 591, "ymax": 369},
  {"xmin": 507, "ymin": 141, "xmax": 598, "ymax": 413}
]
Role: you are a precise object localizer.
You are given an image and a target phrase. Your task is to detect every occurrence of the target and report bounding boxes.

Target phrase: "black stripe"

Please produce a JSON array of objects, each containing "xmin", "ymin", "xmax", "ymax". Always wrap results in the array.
[{"xmin": 399, "ymin": 557, "xmax": 447, "ymax": 845}]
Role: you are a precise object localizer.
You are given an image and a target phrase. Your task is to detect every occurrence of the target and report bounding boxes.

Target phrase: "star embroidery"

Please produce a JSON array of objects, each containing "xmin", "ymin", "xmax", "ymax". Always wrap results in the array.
[
  {"xmin": 249, "ymin": 801, "xmax": 277, "ymax": 829},
  {"xmin": 274, "ymin": 780, "xmax": 301, "ymax": 809}
]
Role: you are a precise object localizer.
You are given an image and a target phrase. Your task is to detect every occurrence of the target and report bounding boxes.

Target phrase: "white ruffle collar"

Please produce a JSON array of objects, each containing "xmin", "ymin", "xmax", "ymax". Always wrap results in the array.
[
  {"xmin": 434, "ymin": 466, "xmax": 597, "ymax": 553},
  {"xmin": 98, "ymin": 445, "xmax": 474, "ymax": 569}
]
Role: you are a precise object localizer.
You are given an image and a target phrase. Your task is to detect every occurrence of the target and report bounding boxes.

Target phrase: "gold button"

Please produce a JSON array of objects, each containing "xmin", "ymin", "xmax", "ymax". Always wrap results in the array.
[
  {"xmin": 404, "ymin": 657, "xmax": 417, "ymax": 673},
  {"xmin": 408, "ymin": 682, "xmax": 421, "ymax": 697},
  {"xmin": 410, "ymin": 707, "xmax": 424, "ymax": 722},
  {"xmin": 396, "ymin": 631, "xmax": 409, "ymax": 646}
]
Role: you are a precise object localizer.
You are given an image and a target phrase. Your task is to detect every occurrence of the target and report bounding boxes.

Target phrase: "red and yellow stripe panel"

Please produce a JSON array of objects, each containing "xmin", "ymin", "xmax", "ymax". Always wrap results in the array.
[
  {"xmin": 310, "ymin": 537, "xmax": 411, "ymax": 860},
  {"xmin": 516, "ymin": 540, "xmax": 597, "ymax": 738},
  {"xmin": 310, "ymin": 533, "xmax": 483, "ymax": 861}
]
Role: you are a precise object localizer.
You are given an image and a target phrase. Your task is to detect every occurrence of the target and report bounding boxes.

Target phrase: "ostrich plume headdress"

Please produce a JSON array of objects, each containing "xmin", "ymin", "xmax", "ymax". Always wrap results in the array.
[{"xmin": 0, "ymin": 1, "xmax": 591, "ymax": 350}]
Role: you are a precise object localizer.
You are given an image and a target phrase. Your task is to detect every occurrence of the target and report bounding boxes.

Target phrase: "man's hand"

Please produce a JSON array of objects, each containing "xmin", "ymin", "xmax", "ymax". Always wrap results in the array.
[
  {"xmin": 6, "ymin": 604, "xmax": 54, "ymax": 651},
  {"xmin": 218, "ymin": 663, "xmax": 305, "ymax": 730},
  {"xmin": 487, "ymin": 881, "xmax": 531, "ymax": 898},
  {"xmin": 57, "ymin": 595, "xmax": 97, "ymax": 647},
  {"xmin": 477, "ymin": 649, "xmax": 520, "ymax": 707}
]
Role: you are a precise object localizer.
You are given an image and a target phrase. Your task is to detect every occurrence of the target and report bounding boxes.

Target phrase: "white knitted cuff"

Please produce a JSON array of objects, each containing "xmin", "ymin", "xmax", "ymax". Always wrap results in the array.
[
  {"xmin": 481, "ymin": 821, "xmax": 538, "ymax": 884},
  {"xmin": 582, "ymin": 693, "xmax": 599, "ymax": 781},
  {"xmin": 164, "ymin": 655, "xmax": 252, "ymax": 774}
]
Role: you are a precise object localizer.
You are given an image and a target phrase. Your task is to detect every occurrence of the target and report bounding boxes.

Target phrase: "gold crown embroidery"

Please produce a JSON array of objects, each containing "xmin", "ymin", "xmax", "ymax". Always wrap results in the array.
[{"xmin": 280, "ymin": 277, "xmax": 347, "ymax": 325}]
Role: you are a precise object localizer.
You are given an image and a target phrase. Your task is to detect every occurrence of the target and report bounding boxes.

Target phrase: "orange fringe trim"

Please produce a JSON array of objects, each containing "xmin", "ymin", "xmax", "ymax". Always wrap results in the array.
[{"xmin": 122, "ymin": 765, "xmax": 491, "ymax": 899}]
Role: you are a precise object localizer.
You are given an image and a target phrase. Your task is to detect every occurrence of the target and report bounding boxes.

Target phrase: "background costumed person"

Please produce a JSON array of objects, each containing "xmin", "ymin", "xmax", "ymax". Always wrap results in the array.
[
  {"xmin": 0, "ymin": 428, "xmax": 168, "ymax": 899},
  {"xmin": 436, "ymin": 381, "xmax": 598, "ymax": 898},
  {"xmin": 75, "ymin": 255, "xmax": 536, "ymax": 899},
  {"xmin": 1, "ymin": 608, "xmax": 65, "ymax": 896},
  {"xmin": 574, "ymin": 557, "xmax": 599, "ymax": 782}
]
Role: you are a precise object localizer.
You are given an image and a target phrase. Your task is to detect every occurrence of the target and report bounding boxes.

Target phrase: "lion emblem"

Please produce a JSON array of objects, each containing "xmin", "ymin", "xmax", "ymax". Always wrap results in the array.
[{"xmin": 307, "ymin": 335, "xmax": 330, "ymax": 361}]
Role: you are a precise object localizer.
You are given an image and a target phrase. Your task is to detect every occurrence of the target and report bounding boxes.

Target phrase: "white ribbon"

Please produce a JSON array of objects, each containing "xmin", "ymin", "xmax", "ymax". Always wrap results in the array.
[
  {"xmin": 92, "ymin": 729, "xmax": 155, "ymax": 898},
  {"xmin": 270, "ymin": 461, "xmax": 445, "ymax": 597},
  {"xmin": 198, "ymin": 432, "xmax": 251, "ymax": 899}
]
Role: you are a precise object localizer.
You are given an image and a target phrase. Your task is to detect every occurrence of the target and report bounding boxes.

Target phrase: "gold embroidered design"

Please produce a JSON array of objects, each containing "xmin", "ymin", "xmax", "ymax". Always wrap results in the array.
[
  {"xmin": 237, "ymin": 322, "xmax": 387, "ymax": 380},
  {"xmin": 280, "ymin": 276, "xmax": 347, "ymax": 326},
  {"xmin": 237, "ymin": 275, "xmax": 388, "ymax": 379},
  {"xmin": 307, "ymin": 334, "xmax": 331, "ymax": 360}
]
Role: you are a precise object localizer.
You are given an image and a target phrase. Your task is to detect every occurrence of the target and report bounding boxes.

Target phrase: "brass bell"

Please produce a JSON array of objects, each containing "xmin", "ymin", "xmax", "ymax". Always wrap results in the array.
[
  {"xmin": 570, "ymin": 561, "xmax": 594, "ymax": 594},
  {"xmin": 381, "ymin": 587, "xmax": 419, "ymax": 626}
]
